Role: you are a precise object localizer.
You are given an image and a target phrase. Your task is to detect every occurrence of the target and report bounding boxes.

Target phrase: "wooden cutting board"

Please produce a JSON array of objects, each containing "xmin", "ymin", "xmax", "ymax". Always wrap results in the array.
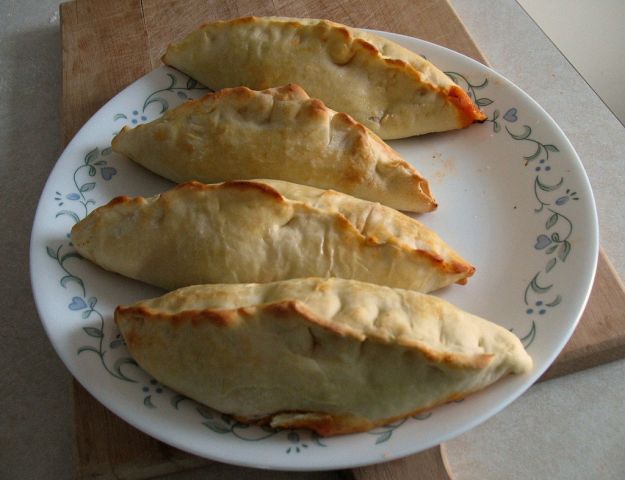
[{"xmin": 60, "ymin": 0, "xmax": 625, "ymax": 478}]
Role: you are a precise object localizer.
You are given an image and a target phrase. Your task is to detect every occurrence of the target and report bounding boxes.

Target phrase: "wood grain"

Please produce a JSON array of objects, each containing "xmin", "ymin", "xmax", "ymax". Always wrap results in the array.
[
  {"xmin": 348, "ymin": 447, "xmax": 451, "ymax": 480},
  {"xmin": 59, "ymin": 0, "xmax": 624, "ymax": 478},
  {"xmin": 60, "ymin": 0, "xmax": 152, "ymax": 143},
  {"xmin": 541, "ymin": 250, "xmax": 625, "ymax": 380}
]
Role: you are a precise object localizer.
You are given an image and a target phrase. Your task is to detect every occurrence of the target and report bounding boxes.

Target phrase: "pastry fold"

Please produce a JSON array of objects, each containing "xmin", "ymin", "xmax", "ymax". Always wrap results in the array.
[
  {"xmin": 162, "ymin": 16, "xmax": 486, "ymax": 139},
  {"xmin": 115, "ymin": 277, "xmax": 532, "ymax": 436},
  {"xmin": 112, "ymin": 84, "xmax": 436, "ymax": 213},
  {"xmin": 71, "ymin": 179, "xmax": 474, "ymax": 292}
]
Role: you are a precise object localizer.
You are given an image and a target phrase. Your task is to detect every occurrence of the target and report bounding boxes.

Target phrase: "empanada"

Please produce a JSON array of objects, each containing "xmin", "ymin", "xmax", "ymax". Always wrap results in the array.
[
  {"xmin": 116, "ymin": 277, "xmax": 532, "ymax": 435},
  {"xmin": 112, "ymin": 84, "xmax": 436, "ymax": 213},
  {"xmin": 162, "ymin": 16, "xmax": 486, "ymax": 139},
  {"xmin": 71, "ymin": 179, "xmax": 474, "ymax": 292}
]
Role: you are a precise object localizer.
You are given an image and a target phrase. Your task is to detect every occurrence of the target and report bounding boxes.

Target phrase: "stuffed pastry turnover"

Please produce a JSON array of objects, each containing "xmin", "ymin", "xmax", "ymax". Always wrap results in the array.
[
  {"xmin": 115, "ymin": 277, "xmax": 533, "ymax": 436},
  {"xmin": 71, "ymin": 179, "xmax": 474, "ymax": 292},
  {"xmin": 162, "ymin": 16, "xmax": 486, "ymax": 139},
  {"xmin": 112, "ymin": 84, "xmax": 436, "ymax": 213}
]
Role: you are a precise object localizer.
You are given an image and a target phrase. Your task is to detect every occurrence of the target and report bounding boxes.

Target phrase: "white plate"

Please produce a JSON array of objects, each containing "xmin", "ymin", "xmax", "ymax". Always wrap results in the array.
[{"xmin": 30, "ymin": 30, "xmax": 598, "ymax": 471}]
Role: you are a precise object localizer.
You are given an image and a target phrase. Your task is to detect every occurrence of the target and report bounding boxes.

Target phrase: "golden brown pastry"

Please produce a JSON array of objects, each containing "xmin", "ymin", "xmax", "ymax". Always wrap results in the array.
[
  {"xmin": 71, "ymin": 179, "xmax": 474, "ymax": 292},
  {"xmin": 116, "ymin": 277, "xmax": 533, "ymax": 436},
  {"xmin": 162, "ymin": 16, "xmax": 486, "ymax": 139},
  {"xmin": 112, "ymin": 84, "xmax": 436, "ymax": 213}
]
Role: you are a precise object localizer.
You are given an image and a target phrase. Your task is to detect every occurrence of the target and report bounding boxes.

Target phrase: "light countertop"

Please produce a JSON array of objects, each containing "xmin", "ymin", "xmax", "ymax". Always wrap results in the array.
[
  {"xmin": 2, "ymin": 0, "xmax": 624, "ymax": 478},
  {"xmin": 445, "ymin": 1, "xmax": 625, "ymax": 478}
]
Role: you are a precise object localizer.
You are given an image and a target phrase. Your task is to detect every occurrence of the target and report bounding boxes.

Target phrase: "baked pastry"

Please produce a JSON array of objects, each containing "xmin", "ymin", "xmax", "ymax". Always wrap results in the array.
[
  {"xmin": 112, "ymin": 84, "xmax": 436, "ymax": 213},
  {"xmin": 162, "ymin": 16, "xmax": 486, "ymax": 139},
  {"xmin": 115, "ymin": 277, "xmax": 532, "ymax": 435},
  {"xmin": 71, "ymin": 179, "xmax": 474, "ymax": 292}
]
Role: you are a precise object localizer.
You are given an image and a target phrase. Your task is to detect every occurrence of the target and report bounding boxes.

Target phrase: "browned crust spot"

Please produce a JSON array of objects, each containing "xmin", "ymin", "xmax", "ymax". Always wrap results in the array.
[
  {"xmin": 453, "ymin": 262, "xmax": 476, "ymax": 281},
  {"xmin": 105, "ymin": 195, "xmax": 145, "ymax": 208},
  {"xmin": 411, "ymin": 248, "xmax": 473, "ymax": 280},
  {"xmin": 382, "ymin": 56, "xmax": 408, "ymax": 69},
  {"xmin": 212, "ymin": 16, "xmax": 256, "ymax": 28},
  {"xmin": 413, "ymin": 249, "xmax": 475, "ymax": 278},
  {"xmin": 302, "ymin": 98, "xmax": 332, "ymax": 120},
  {"xmin": 332, "ymin": 111, "xmax": 366, "ymax": 133},
  {"xmin": 448, "ymin": 85, "xmax": 488, "ymax": 125},
  {"xmin": 349, "ymin": 38, "xmax": 379, "ymax": 62}
]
